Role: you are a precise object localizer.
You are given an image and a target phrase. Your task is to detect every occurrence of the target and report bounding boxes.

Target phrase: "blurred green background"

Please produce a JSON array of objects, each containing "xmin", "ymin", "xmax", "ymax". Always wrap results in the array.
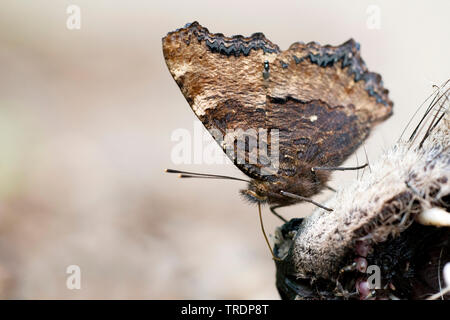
[{"xmin": 0, "ymin": 0, "xmax": 448, "ymax": 298}]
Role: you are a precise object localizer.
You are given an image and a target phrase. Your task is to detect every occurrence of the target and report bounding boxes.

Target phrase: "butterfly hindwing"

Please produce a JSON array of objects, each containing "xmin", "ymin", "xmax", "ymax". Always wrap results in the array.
[{"xmin": 162, "ymin": 22, "xmax": 393, "ymax": 181}]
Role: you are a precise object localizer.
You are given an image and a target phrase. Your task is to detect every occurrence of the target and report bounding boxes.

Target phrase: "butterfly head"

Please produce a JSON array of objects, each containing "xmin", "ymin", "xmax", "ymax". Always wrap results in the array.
[
  {"xmin": 240, "ymin": 179, "xmax": 290, "ymax": 205},
  {"xmin": 240, "ymin": 181, "xmax": 269, "ymax": 204},
  {"xmin": 240, "ymin": 168, "xmax": 331, "ymax": 206}
]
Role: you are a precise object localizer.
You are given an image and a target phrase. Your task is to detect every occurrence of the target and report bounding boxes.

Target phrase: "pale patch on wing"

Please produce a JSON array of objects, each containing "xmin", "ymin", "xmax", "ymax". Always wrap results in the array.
[
  {"xmin": 171, "ymin": 63, "xmax": 191, "ymax": 80},
  {"xmin": 192, "ymin": 93, "xmax": 214, "ymax": 117}
]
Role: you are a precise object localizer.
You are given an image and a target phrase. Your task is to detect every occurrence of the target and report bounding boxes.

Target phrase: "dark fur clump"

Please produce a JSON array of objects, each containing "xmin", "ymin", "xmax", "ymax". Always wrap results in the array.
[{"xmin": 275, "ymin": 220, "xmax": 449, "ymax": 300}]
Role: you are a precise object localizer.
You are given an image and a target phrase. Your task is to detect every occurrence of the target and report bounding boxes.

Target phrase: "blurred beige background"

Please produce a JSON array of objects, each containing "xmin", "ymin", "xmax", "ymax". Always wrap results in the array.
[{"xmin": 0, "ymin": 0, "xmax": 448, "ymax": 299}]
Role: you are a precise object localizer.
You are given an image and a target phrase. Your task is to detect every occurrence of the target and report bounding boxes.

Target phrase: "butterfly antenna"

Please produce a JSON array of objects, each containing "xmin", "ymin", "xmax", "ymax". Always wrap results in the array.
[
  {"xmin": 178, "ymin": 174, "xmax": 249, "ymax": 182},
  {"xmin": 281, "ymin": 191, "xmax": 333, "ymax": 211},
  {"xmin": 311, "ymin": 163, "xmax": 368, "ymax": 172},
  {"xmin": 165, "ymin": 169, "xmax": 250, "ymax": 183},
  {"xmin": 258, "ymin": 202, "xmax": 281, "ymax": 261}
]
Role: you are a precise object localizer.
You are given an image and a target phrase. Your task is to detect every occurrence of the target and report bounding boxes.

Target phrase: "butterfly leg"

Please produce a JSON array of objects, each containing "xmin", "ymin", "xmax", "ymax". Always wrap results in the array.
[
  {"xmin": 334, "ymin": 261, "xmax": 359, "ymax": 299},
  {"xmin": 270, "ymin": 205, "xmax": 288, "ymax": 223},
  {"xmin": 311, "ymin": 164, "xmax": 367, "ymax": 192},
  {"xmin": 309, "ymin": 168, "xmax": 336, "ymax": 192},
  {"xmin": 280, "ymin": 191, "xmax": 333, "ymax": 211},
  {"xmin": 311, "ymin": 163, "xmax": 368, "ymax": 172}
]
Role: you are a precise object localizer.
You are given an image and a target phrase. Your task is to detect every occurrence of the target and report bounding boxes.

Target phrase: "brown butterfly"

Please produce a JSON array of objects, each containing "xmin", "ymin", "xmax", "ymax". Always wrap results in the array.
[{"xmin": 163, "ymin": 22, "xmax": 393, "ymax": 221}]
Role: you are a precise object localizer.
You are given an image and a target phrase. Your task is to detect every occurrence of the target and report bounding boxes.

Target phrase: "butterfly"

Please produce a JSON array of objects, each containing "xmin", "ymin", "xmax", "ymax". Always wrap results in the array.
[{"xmin": 163, "ymin": 22, "xmax": 393, "ymax": 221}]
